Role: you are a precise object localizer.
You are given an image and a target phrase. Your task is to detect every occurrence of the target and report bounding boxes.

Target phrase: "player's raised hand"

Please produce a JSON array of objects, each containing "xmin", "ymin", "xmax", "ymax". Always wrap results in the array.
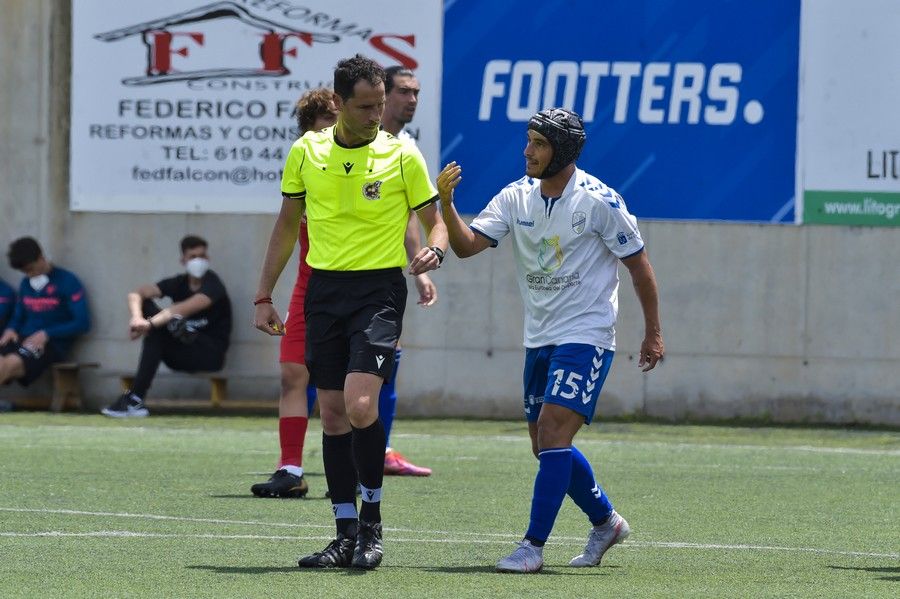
[
  {"xmin": 253, "ymin": 303, "xmax": 285, "ymax": 336},
  {"xmin": 436, "ymin": 162, "xmax": 463, "ymax": 205}
]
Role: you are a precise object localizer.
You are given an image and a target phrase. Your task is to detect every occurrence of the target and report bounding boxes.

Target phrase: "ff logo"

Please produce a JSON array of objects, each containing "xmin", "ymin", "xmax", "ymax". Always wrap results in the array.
[{"xmin": 92, "ymin": 1, "xmax": 420, "ymax": 86}]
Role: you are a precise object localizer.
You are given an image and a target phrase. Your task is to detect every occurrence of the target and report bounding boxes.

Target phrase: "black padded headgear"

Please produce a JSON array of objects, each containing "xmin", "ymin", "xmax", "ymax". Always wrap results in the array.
[{"xmin": 527, "ymin": 108, "xmax": 586, "ymax": 178}]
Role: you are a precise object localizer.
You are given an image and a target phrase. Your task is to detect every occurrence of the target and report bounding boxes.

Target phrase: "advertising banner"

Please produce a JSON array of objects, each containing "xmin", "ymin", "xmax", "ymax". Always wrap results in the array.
[
  {"xmin": 70, "ymin": 0, "xmax": 442, "ymax": 213},
  {"xmin": 441, "ymin": 0, "xmax": 800, "ymax": 222},
  {"xmin": 799, "ymin": 0, "xmax": 900, "ymax": 226}
]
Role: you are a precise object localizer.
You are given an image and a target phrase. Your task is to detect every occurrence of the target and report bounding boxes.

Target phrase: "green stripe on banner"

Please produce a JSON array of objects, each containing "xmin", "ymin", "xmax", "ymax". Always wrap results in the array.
[{"xmin": 804, "ymin": 191, "xmax": 900, "ymax": 226}]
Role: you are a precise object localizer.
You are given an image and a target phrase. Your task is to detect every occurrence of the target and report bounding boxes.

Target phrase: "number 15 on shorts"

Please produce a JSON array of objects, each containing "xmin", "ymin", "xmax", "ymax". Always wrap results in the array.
[{"xmin": 551, "ymin": 369, "xmax": 589, "ymax": 403}]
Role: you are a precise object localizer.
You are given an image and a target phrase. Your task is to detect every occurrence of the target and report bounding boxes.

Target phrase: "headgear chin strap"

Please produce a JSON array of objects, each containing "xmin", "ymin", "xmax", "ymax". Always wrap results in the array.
[{"xmin": 527, "ymin": 108, "xmax": 586, "ymax": 178}]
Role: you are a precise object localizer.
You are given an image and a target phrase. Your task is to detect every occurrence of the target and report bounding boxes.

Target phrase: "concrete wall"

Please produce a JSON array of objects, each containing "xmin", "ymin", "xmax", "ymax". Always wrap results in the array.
[{"xmin": 1, "ymin": 1, "xmax": 897, "ymax": 425}]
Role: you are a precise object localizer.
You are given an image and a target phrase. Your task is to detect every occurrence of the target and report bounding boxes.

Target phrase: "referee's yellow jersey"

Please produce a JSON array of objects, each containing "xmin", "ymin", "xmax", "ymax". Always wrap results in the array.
[{"xmin": 281, "ymin": 127, "xmax": 438, "ymax": 271}]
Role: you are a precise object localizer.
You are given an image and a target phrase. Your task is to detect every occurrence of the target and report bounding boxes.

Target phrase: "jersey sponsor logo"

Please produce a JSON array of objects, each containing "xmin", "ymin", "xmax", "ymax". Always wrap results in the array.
[
  {"xmin": 537, "ymin": 235, "xmax": 563, "ymax": 273},
  {"xmin": 343, "ymin": 161, "xmax": 354, "ymax": 174},
  {"xmin": 362, "ymin": 180, "xmax": 383, "ymax": 200},
  {"xmin": 23, "ymin": 296, "xmax": 62, "ymax": 312},
  {"xmin": 572, "ymin": 211, "xmax": 586, "ymax": 234},
  {"xmin": 516, "ymin": 217, "xmax": 535, "ymax": 227},
  {"xmin": 616, "ymin": 231, "xmax": 637, "ymax": 245}
]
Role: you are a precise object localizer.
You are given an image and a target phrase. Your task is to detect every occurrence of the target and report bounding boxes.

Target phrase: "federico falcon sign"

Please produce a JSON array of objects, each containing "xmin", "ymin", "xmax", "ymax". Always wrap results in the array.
[{"xmin": 70, "ymin": 0, "xmax": 441, "ymax": 214}]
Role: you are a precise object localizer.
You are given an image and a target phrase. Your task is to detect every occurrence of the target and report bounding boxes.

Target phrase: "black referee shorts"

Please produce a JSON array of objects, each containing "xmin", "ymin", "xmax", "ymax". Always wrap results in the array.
[{"xmin": 304, "ymin": 267, "xmax": 407, "ymax": 391}]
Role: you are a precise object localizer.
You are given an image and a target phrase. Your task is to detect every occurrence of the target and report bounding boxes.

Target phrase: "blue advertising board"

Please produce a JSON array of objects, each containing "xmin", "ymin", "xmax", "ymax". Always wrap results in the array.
[{"xmin": 441, "ymin": 0, "xmax": 800, "ymax": 222}]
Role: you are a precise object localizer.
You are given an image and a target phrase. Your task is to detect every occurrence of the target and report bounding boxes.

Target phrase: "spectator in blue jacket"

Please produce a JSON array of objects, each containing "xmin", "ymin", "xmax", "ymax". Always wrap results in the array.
[
  {"xmin": 0, "ymin": 237, "xmax": 91, "ymax": 387},
  {"xmin": 0, "ymin": 278, "xmax": 14, "ymax": 331}
]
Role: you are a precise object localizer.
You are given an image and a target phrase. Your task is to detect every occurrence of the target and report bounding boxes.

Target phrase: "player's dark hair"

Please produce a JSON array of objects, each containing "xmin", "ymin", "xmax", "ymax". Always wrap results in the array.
[
  {"xmin": 7, "ymin": 236, "xmax": 43, "ymax": 270},
  {"xmin": 292, "ymin": 88, "xmax": 336, "ymax": 133},
  {"xmin": 334, "ymin": 54, "xmax": 385, "ymax": 101},
  {"xmin": 384, "ymin": 65, "xmax": 415, "ymax": 94},
  {"xmin": 180, "ymin": 235, "xmax": 207, "ymax": 254}
]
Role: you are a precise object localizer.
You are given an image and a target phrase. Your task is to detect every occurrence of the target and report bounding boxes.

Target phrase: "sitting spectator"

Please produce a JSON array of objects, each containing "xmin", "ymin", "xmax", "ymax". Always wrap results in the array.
[
  {"xmin": 101, "ymin": 235, "xmax": 232, "ymax": 418},
  {"xmin": 0, "ymin": 277, "xmax": 14, "ymax": 331},
  {"xmin": 0, "ymin": 237, "xmax": 90, "ymax": 387}
]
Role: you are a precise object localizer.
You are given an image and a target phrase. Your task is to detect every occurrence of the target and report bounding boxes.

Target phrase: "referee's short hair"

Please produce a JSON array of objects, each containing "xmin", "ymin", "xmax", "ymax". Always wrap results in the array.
[{"xmin": 334, "ymin": 54, "xmax": 385, "ymax": 101}]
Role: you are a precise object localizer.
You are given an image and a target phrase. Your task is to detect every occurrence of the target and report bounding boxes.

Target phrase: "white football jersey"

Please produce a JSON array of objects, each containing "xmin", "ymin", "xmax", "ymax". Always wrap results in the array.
[{"xmin": 470, "ymin": 168, "xmax": 644, "ymax": 349}]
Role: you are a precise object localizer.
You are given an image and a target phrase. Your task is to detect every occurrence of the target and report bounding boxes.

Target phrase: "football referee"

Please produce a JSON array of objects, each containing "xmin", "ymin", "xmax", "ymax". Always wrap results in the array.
[{"xmin": 253, "ymin": 54, "xmax": 447, "ymax": 570}]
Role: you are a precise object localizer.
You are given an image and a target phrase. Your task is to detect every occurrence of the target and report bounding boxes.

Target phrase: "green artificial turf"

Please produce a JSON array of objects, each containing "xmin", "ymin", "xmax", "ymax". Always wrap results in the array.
[{"xmin": 0, "ymin": 414, "xmax": 897, "ymax": 598}]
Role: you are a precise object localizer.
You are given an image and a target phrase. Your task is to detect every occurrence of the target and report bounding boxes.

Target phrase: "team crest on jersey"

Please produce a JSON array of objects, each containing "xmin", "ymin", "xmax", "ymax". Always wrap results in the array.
[
  {"xmin": 572, "ymin": 211, "xmax": 586, "ymax": 234},
  {"xmin": 538, "ymin": 235, "xmax": 563, "ymax": 273},
  {"xmin": 362, "ymin": 180, "xmax": 383, "ymax": 200}
]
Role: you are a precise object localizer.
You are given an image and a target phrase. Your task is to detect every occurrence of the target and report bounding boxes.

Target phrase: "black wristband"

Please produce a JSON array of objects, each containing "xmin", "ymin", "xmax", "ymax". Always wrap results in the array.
[{"xmin": 429, "ymin": 246, "xmax": 445, "ymax": 265}]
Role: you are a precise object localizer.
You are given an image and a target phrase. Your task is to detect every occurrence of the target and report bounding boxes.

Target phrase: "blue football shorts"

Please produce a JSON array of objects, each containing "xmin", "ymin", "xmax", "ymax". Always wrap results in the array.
[{"xmin": 522, "ymin": 343, "xmax": 614, "ymax": 425}]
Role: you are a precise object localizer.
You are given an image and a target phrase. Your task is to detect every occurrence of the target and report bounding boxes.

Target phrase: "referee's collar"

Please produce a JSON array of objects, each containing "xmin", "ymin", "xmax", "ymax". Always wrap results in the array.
[{"xmin": 334, "ymin": 129, "xmax": 379, "ymax": 149}]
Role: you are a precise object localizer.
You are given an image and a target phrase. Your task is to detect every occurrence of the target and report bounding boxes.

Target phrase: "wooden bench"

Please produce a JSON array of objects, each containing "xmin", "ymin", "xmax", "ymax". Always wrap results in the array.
[
  {"xmin": 51, "ymin": 362, "xmax": 101, "ymax": 412},
  {"xmin": 107, "ymin": 370, "xmax": 278, "ymax": 412},
  {"xmin": 116, "ymin": 371, "xmax": 228, "ymax": 408},
  {"xmin": 9, "ymin": 362, "xmax": 100, "ymax": 412}
]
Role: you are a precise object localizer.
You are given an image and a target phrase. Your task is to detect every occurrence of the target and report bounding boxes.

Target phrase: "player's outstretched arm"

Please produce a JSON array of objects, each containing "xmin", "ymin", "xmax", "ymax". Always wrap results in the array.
[
  {"xmin": 253, "ymin": 197, "xmax": 304, "ymax": 335},
  {"xmin": 621, "ymin": 249, "xmax": 665, "ymax": 371},
  {"xmin": 436, "ymin": 162, "xmax": 492, "ymax": 258}
]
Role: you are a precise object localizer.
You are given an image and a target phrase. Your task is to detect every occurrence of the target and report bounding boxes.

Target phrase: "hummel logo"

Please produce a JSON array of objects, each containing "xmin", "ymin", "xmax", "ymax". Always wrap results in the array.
[
  {"xmin": 343, "ymin": 161, "xmax": 354, "ymax": 174},
  {"xmin": 592, "ymin": 356, "xmax": 603, "ymax": 369},
  {"xmin": 582, "ymin": 391, "xmax": 591, "ymax": 404},
  {"xmin": 375, "ymin": 355, "xmax": 385, "ymax": 368}
]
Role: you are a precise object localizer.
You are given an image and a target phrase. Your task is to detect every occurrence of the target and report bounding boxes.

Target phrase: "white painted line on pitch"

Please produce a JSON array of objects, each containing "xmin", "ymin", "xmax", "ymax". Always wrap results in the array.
[
  {"xmin": 0, "ymin": 507, "xmax": 333, "ymax": 531},
  {"xmin": 2, "ymin": 424, "xmax": 897, "ymax": 457},
  {"xmin": 395, "ymin": 433, "xmax": 900, "ymax": 457},
  {"xmin": 0, "ymin": 507, "xmax": 537, "ymax": 539},
  {"xmin": 1, "ymin": 530, "xmax": 895, "ymax": 559}
]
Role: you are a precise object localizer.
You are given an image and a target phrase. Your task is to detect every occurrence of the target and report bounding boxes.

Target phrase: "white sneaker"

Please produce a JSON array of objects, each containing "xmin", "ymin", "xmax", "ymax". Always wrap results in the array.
[
  {"xmin": 496, "ymin": 540, "xmax": 543, "ymax": 573},
  {"xmin": 569, "ymin": 510, "xmax": 630, "ymax": 567},
  {"xmin": 101, "ymin": 393, "xmax": 149, "ymax": 418}
]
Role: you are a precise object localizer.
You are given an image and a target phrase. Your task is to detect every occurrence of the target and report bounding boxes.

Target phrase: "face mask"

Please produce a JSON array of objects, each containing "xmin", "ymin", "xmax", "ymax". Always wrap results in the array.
[
  {"xmin": 185, "ymin": 257, "xmax": 210, "ymax": 279},
  {"xmin": 29, "ymin": 274, "xmax": 50, "ymax": 291}
]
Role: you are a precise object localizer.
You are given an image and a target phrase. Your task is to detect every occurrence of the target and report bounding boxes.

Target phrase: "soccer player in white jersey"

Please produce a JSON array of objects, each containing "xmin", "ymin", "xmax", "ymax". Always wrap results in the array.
[{"xmin": 436, "ymin": 108, "xmax": 664, "ymax": 573}]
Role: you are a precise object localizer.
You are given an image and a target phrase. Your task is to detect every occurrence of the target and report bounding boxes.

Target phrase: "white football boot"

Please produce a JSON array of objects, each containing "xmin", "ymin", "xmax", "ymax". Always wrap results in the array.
[
  {"xmin": 496, "ymin": 540, "xmax": 544, "ymax": 573},
  {"xmin": 569, "ymin": 510, "xmax": 630, "ymax": 567}
]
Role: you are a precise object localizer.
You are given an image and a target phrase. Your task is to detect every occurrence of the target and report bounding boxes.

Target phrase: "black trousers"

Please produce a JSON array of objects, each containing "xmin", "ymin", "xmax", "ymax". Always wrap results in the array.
[{"xmin": 130, "ymin": 300, "xmax": 225, "ymax": 398}]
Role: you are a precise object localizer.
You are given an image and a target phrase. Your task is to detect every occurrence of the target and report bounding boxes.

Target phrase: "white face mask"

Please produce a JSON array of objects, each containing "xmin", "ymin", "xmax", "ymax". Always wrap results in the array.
[
  {"xmin": 185, "ymin": 257, "xmax": 210, "ymax": 279},
  {"xmin": 29, "ymin": 274, "xmax": 50, "ymax": 291}
]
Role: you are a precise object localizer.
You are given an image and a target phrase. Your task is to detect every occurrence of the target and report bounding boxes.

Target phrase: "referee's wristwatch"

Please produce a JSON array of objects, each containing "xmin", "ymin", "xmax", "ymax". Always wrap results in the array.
[{"xmin": 429, "ymin": 245, "xmax": 445, "ymax": 265}]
